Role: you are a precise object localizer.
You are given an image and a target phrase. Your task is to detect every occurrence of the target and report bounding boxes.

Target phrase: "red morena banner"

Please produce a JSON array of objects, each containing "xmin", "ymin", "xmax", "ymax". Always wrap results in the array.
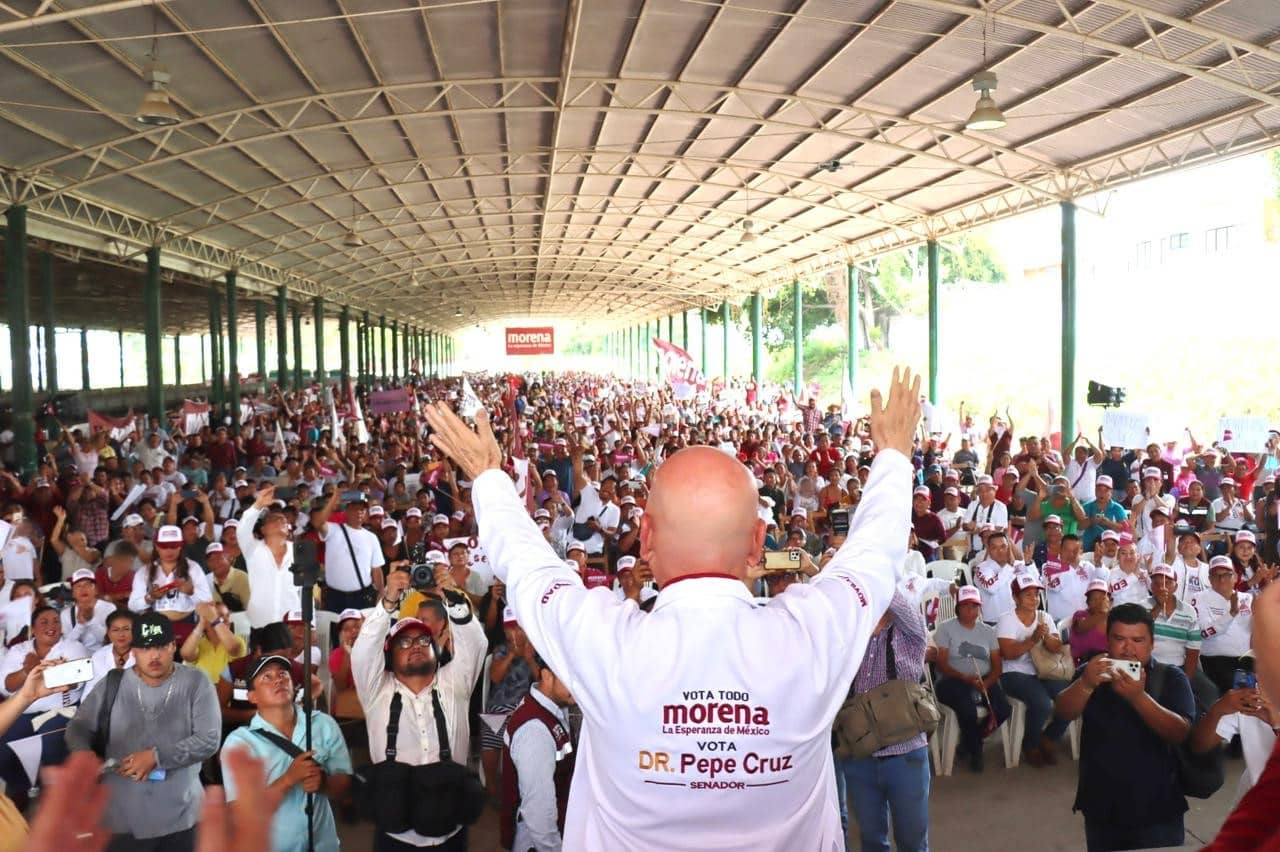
[{"xmin": 505, "ymin": 326, "xmax": 555, "ymax": 355}]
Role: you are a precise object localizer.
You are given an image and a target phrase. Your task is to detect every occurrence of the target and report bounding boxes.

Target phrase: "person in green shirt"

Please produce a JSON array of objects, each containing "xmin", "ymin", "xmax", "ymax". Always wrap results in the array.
[{"xmin": 1030, "ymin": 474, "xmax": 1087, "ymax": 536}]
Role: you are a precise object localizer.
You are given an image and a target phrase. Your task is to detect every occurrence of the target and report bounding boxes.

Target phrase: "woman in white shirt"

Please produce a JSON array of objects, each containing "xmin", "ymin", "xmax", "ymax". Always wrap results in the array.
[
  {"xmin": 84, "ymin": 609, "xmax": 136, "ymax": 696},
  {"xmin": 0, "ymin": 605, "xmax": 90, "ymax": 811},
  {"xmin": 127, "ymin": 524, "xmax": 212, "ymax": 645},
  {"xmin": 997, "ymin": 573, "xmax": 1071, "ymax": 767},
  {"xmin": 236, "ymin": 487, "xmax": 300, "ymax": 629},
  {"xmin": 1107, "ymin": 545, "xmax": 1151, "ymax": 606}
]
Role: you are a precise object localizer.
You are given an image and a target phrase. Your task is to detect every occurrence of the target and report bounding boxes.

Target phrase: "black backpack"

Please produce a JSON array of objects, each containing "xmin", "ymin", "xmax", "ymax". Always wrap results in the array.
[{"xmin": 1146, "ymin": 663, "xmax": 1224, "ymax": 799}]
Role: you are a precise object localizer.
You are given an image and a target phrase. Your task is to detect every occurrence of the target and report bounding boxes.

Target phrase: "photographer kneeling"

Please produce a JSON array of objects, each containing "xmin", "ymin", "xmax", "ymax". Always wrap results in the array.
[{"xmin": 352, "ymin": 564, "xmax": 488, "ymax": 851}]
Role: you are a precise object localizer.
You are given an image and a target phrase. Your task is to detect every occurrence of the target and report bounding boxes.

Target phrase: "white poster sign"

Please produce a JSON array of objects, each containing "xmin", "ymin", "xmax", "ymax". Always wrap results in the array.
[
  {"xmin": 1101, "ymin": 411, "xmax": 1150, "ymax": 449},
  {"xmin": 1218, "ymin": 416, "xmax": 1269, "ymax": 453}
]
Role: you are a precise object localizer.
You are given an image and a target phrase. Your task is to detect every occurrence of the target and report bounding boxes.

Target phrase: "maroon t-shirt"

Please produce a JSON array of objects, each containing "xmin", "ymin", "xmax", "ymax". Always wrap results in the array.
[{"xmin": 96, "ymin": 565, "xmax": 135, "ymax": 604}]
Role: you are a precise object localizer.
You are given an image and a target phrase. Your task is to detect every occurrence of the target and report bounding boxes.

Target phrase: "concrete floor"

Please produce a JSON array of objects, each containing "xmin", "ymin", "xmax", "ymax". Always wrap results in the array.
[{"xmin": 337, "ymin": 751, "xmax": 1243, "ymax": 850}]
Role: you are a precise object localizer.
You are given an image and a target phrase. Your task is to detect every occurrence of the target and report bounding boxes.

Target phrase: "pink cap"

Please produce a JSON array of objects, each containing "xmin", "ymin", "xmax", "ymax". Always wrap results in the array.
[
  {"xmin": 1012, "ymin": 572, "xmax": 1044, "ymax": 593},
  {"xmin": 943, "ymin": 487, "xmax": 959, "ymax": 497},
  {"xmin": 956, "ymin": 586, "xmax": 981, "ymax": 605},
  {"xmin": 1096, "ymin": 475, "xmax": 1113, "ymax": 488},
  {"xmin": 1086, "ymin": 579, "xmax": 1109, "ymax": 594},
  {"xmin": 1101, "ymin": 530, "xmax": 1120, "ymax": 542},
  {"xmin": 1151, "ymin": 563, "xmax": 1176, "ymax": 579},
  {"xmin": 913, "ymin": 486, "xmax": 931, "ymax": 498}
]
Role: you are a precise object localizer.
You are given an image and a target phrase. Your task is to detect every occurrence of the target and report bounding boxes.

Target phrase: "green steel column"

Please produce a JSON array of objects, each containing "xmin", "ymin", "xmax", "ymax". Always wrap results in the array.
[
  {"xmin": 40, "ymin": 252, "xmax": 57, "ymax": 394},
  {"xmin": 292, "ymin": 306, "xmax": 303, "ymax": 389},
  {"xmin": 792, "ymin": 280, "xmax": 803, "ymax": 396},
  {"xmin": 681, "ymin": 310, "xmax": 689, "ymax": 351},
  {"xmin": 225, "ymin": 271, "xmax": 239, "ymax": 431},
  {"xmin": 4, "ymin": 207, "xmax": 36, "ymax": 475},
  {"xmin": 363, "ymin": 311, "xmax": 372, "ymax": 381},
  {"xmin": 645, "ymin": 321, "xmax": 651, "ymax": 377},
  {"xmin": 118, "ymin": 329, "xmax": 125, "ymax": 388},
  {"xmin": 80, "ymin": 328, "xmax": 90, "ymax": 391},
  {"xmin": 173, "ymin": 334, "xmax": 181, "ymax": 386},
  {"xmin": 313, "ymin": 297, "xmax": 325, "ymax": 384},
  {"xmin": 846, "ymin": 263, "xmax": 857, "ymax": 397},
  {"xmin": 275, "ymin": 287, "xmax": 288, "ymax": 389},
  {"xmin": 700, "ymin": 310, "xmax": 708, "ymax": 375},
  {"xmin": 750, "ymin": 293, "xmax": 763, "ymax": 383},
  {"xmin": 427, "ymin": 330, "xmax": 434, "ymax": 376},
  {"xmin": 391, "ymin": 320, "xmax": 400, "ymax": 382},
  {"xmin": 379, "ymin": 316, "xmax": 388, "ymax": 381},
  {"xmin": 208, "ymin": 288, "xmax": 223, "ymax": 410},
  {"xmin": 666, "ymin": 315, "xmax": 674, "ymax": 344},
  {"xmin": 721, "ymin": 301, "xmax": 730, "ymax": 379},
  {"xmin": 144, "ymin": 248, "xmax": 164, "ymax": 420},
  {"xmin": 200, "ymin": 334, "xmax": 207, "ymax": 384},
  {"xmin": 340, "ymin": 305, "xmax": 351, "ymax": 397},
  {"xmin": 926, "ymin": 239, "xmax": 939, "ymax": 404},
  {"xmin": 1061, "ymin": 200, "xmax": 1077, "ymax": 447},
  {"xmin": 356, "ymin": 322, "xmax": 365, "ymax": 384},
  {"xmin": 255, "ymin": 301, "xmax": 267, "ymax": 385}
]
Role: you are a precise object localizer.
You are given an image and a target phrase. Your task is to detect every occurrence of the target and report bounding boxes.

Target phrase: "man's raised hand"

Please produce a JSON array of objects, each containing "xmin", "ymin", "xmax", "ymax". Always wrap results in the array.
[
  {"xmin": 424, "ymin": 403, "xmax": 503, "ymax": 482},
  {"xmin": 869, "ymin": 367, "xmax": 922, "ymax": 456}
]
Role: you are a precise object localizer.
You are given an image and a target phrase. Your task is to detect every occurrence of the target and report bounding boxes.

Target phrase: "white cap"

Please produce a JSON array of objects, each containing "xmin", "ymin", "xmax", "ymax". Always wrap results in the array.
[
  {"xmin": 534, "ymin": 508, "xmax": 551, "ymax": 520},
  {"xmin": 1142, "ymin": 467, "xmax": 1162, "ymax": 480},
  {"xmin": 1096, "ymin": 475, "xmax": 1113, "ymax": 488},
  {"xmin": 70, "ymin": 568, "xmax": 96, "ymax": 585},
  {"xmin": 616, "ymin": 555, "xmax": 637, "ymax": 573},
  {"xmin": 233, "ymin": 479, "xmax": 250, "ymax": 488},
  {"xmin": 155, "ymin": 525, "xmax": 182, "ymax": 544},
  {"xmin": 791, "ymin": 507, "xmax": 808, "ymax": 518},
  {"xmin": 380, "ymin": 518, "xmax": 398, "ymax": 531},
  {"xmin": 621, "ymin": 495, "xmax": 636, "ymax": 505},
  {"xmin": 912, "ymin": 486, "xmax": 930, "ymax": 498},
  {"xmin": 943, "ymin": 487, "xmax": 959, "ymax": 497},
  {"xmin": 432, "ymin": 514, "xmax": 449, "ymax": 525},
  {"xmin": 369, "ymin": 505, "xmax": 385, "ymax": 517},
  {"xmin": 425, "ymin": 549, "xmax": 447, "ymax": 564},
  {"xmin": 1220, "ymin": 477, "xmax": 1237, "ymax": 488},
  {"xmin": 337, "ymin": 608, "xmax": 363, "ymax": 624},
  {"xmin": 205, "ymin": 542, "xmax": 225, "ymax": 554},
  {"xmin": 405, "ymin": 508, "xmax": 423, "ymax": 519},
  {"xmin": 451, "ymin": 510, "xmax": 466, "ymax": 520},
  {"xmin": 1100, "ymin": 530, "xmax": 1120, "ymax": 542},
  {"xmin": 976, "ymin": 475, "xmax": 994, "ymax": 486},
  {"xmin": 223, "ymin": 518, "xmax": 239, "ymax": 529},
  {"xmin": 566, "ymin": 540, "xmax": 586, "ymax": 554},
  {"xmin": 1086, "ymin": 579, "xmax": 1109, "ymax": 595},
  {"xmin": 1235, "ymin": 529, "xmax": 1257, "ymax": 545},
  {"xmin": 122, "ymin": 513, "xmax": 145, "ymax": 528},
  {"xmin": 956, "ymin": 586, "xmax": 981, "ymax": 605}
]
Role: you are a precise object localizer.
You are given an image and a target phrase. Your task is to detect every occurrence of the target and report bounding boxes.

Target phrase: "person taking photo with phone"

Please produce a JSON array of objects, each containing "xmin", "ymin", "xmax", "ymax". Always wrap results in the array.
[{"xmin": 1054, "ymin": 603, "xmax": 1196, "ymax": 851}]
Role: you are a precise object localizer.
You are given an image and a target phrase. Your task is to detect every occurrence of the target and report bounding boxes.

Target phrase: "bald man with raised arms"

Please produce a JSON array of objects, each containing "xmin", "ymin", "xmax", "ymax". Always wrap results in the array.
[{"xmin": 425, "ymin": 368, "xmax": 922, "ymax": 852}]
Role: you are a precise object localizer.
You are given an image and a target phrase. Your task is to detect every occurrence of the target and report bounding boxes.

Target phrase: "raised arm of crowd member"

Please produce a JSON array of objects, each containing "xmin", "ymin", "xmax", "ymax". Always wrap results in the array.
[
  {"xmin": 309, "ymin": 488, "xmax": 342, "ymax": 534},
  {"xmin": 197, "ymin": 491, "xmax": 215, "ymax": 541},
  {"xmin": 350, "ymin": 570, "xmax": 410, "ymax": 701},
  {"xmin": 569, "ymin": 431, "xmax": 589, "ymax": 494}
]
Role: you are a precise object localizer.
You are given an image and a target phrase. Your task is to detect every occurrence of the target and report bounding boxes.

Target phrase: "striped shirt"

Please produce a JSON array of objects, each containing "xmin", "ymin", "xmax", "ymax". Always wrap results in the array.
[
  {"xmin": 849, "ymin": 590, "xmax": 928, "ymax": 757},
  {"xmin": 1148, "ymin": 596, "xmax": 1201, "ymax": 667}
]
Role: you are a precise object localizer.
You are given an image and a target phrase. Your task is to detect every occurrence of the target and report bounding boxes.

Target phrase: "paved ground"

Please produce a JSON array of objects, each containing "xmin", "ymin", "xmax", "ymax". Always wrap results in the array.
[{"xmin": 337, "ymin": 746, "xmax": 1242, "ymax": 850}]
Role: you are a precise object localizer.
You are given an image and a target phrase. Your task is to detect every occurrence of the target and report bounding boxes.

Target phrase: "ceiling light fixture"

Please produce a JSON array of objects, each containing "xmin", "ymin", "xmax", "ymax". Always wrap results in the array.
[
  {"xmin": 135, "ymin": 7, "xmax": 179, "ymax": 127},
  {"xmin": 965, "ymin": 70, "xmax": 1006, "ymax": 131},
  {"xmin": 454, "ymin": 306, "xmax": 463, "ymax": 318},
  {"xmin": 740, "ymin": 218, "xmax": 758, "ymax": 244},
  {"xmin": 342, "ymin": 194, "xmax": 362, "ymax": 248}
]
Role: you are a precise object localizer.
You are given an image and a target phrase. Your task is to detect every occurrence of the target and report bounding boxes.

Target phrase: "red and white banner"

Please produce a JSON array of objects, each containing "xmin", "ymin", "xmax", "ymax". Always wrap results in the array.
[
  {"xmin": 88, "ymin": 409, "xmax": 139, "ymax": 443},
  {"xmin": 653, "ymin": 338, "xmax": 706, "ymax": 400},
  {"xmin": 505, "ymin": 326, "xmax": 555, "ymax": 356}
]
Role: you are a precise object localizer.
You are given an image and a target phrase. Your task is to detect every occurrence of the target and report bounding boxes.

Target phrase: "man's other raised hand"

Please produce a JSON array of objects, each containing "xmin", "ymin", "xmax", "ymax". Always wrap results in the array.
[{"xmin": 869, "ymin": 367, "xmax": 922, "ymax": 457}]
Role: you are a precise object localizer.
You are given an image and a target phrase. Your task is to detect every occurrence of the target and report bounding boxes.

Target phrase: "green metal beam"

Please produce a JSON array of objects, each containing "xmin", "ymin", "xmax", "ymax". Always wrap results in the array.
[
  {"xmin": 145, "ymin": 245, "xmax": 165, "ymax": 422},
  {"xmin": 721, "ymin": 301, "xmax": 730, "ymax": 379},
  {"xmin": 255, "ymin": 301, "xmax": 267, "ymax": 384},
  {"xmin": 275, "ymin": 287, "xmax": 288, "ymax": 389},
  {"xmin": 681, "ymin": 310, "xmax": 689, "ymax": 351},
  {"xmin": 173, "ymin": 334, "xmax": 181, "ymax": 387},
  {"xmin": 927, "ymin": 239, "xmax": 939, "ymax": 405},
  {"xmin": 313, "ymin": 296, "xmax": 324, "ymax": 383},
  {"xmin": 40, "ymin": 251, "xmax": 57, "ymax": 394},
  {"xmin": 846, "ymin": 263, "xmax": 857, "ymax": 399},
  {"xmin": 792, "ymin": 280, "xmax": 803, "ymax": 396},
  {"xmin": 700, "ymin": 310, "xmax": 708, "ymax": 376},
  {"xmin": 225, "ymin": 271, "xmax": 239, "ymax": 432},
  {"xmin": 208, "ymin": 287, "xmax": 223, "ymax": 411},
  {"xmin": 4, "ymin": 207, "xmax": 36, "ymax": 476},
  {"xmin": 118, "ymin": 329, "xmax": 124, "ymax": 389},
  {"xmin": 292, "ymin": 305, "xmax": 303, "ymax": 389},
  {"xmin": 1061, "ymin": 200, "xmax": 1077, "ymax": 447},
  {"xmin": 391, "ymin": 320, "xmax": 400, "ymax": 383},
  {"xmin": 379, "ymin": 316, "xmax": 387, "ymax": 381},
  {"xmin": 750, "ymin": 293, "xmax": 763, "ymax": 383},
  {"xmin": 340, "ymin": 305, "xmax": 351, "ymax": 396},
  {"xmin": 80, "ymin": 327, "xmax": 90, "ymax": 392}
]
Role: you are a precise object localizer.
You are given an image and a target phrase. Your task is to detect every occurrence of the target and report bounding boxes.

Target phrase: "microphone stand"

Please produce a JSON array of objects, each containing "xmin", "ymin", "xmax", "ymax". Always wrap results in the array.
[{"xmin": 293, "ymin": 539, "xmax": 321, "ymax": 852}]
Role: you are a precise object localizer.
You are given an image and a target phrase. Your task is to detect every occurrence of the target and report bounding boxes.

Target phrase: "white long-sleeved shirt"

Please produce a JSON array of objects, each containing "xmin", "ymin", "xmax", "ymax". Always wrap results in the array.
[
  {"xmin": 507, "ymin": 687, "xmax": 572, "ymax": 852},
  {"xmin": 474, "ymin": 449, "xmax": 910, "ymax": 852},
  {"xmin": 60, "ymin": 599, "xmax": 118, "ymax": 652},
  {"xmin": 128, "ymin": 559, "xmax": 213, "ymax": 614},
  {"xmin": 350, "ymin": 602, "xmax": 487, "ymax": 846},
  {"xmin": 1193, "ymin": 589, "xmax": 1253, "ymax": 658},
  {"xmin": 0, "ymin": 638, "xmax": 90, "ymax": 708},
  {"xmin": 236, "ymin": 506, "xmax": 300, "ymax": 628},
  {"xmin": 973, "ymin": 558, "xmax": 1021, "ymax": 623}
]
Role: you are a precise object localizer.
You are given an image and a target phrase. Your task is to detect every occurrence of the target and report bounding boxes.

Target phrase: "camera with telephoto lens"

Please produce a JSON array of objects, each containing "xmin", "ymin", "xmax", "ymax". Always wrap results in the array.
[{"xmin": 407, "ymin": 542, "xmax": 436, "ymax": 591}]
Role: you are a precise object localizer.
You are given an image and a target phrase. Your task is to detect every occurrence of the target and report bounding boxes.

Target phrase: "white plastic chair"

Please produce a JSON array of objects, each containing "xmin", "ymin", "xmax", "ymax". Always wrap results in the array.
[
  {"xmin": 927, "ymin": 559, "xmax": 970, "ymax": 587},
  {"xmin": 475, "ymin": 653, "xmax": 495, "ymax": 786},
  {"xmin": 1005, "ymin": 696, "xmax": 1026, "ymax": 768}
]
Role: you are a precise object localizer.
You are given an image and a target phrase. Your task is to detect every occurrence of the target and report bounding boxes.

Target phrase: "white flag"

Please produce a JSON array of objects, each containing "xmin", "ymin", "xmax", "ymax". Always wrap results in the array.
[
  {"xmin": 326, "ymin": 386, "xmax": 346, "ymax": 449},
  {"xmin": 273, "ymin": 421, "xmax": 286, "ymax": 457},
  {"xmin": 841, "ymin": 366, "xmax": 857, "ymax": 425},
  {"xmin": 460, "ymin": 378, "xmax": 483, "ymax": 419},
  {"xmin": 353, "ymin": 395, "xmax": 371, "ymax": 445}
]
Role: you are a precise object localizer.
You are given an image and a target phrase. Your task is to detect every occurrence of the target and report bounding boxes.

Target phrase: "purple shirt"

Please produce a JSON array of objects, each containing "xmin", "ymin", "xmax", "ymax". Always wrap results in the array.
[{"xmin": 850, "ymin": 591, "xmax": 929, "ymax": 757}]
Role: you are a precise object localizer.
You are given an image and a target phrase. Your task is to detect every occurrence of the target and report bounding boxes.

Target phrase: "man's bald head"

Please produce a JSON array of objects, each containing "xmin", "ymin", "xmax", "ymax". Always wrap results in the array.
[{"xmin": 640, "ymin": 446, "xmax": 765, "ymax": 586}]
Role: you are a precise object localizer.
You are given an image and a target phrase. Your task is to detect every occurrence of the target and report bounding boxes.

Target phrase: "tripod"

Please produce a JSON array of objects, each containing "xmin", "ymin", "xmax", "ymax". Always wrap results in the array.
[{"xmin": 292, "ymin": 539, "xmax": 322, "ymax": 852}]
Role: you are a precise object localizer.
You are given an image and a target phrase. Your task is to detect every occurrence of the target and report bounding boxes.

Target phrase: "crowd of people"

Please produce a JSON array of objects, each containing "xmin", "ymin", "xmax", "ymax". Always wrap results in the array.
[{"xmin": 0, "ymin": 368, "xmax": 1277, "ymax": 852}]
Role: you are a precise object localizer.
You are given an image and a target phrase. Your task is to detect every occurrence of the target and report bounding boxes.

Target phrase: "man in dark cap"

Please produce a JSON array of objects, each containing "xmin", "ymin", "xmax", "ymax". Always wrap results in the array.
[{"xmin": 66, "ymin": 611, "xmax": 221, "ymax": 851}]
